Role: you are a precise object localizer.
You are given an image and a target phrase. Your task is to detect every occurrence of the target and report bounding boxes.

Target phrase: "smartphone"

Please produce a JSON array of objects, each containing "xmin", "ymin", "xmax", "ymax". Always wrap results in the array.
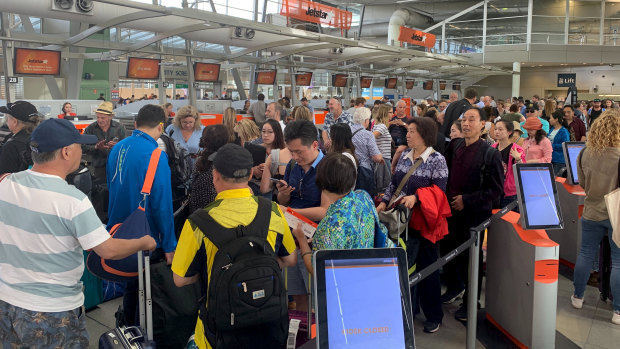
[
  {"xmin": 112, "ymin": 137, "xmax": 119, "ymax": 142},
  {"xmin": 271, "ymin": 178, "xmax": 283, "ymax": 184}
]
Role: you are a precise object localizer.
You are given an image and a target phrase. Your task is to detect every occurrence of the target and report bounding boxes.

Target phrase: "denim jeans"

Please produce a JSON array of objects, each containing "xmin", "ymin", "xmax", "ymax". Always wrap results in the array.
[{"xmin": 573, "ymin": 218, "xmax": 620, "ymax": 311}]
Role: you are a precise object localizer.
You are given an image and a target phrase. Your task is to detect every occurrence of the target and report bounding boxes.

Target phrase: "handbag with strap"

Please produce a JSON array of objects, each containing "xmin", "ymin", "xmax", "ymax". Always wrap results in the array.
[
  {"xmin": 378, "ymin": 155, "xmax": 427, "ymax": 240},
  {"xmin": 607, "ymin": 158, "xmax": 620, "ymax": 247},
  {"xmin": 87, "ymin": 148, "xmax": 163, "ymax": 283}
]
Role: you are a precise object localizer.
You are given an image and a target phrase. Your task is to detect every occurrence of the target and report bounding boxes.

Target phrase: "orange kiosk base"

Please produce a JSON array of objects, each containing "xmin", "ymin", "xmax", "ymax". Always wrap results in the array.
[
  {"xmin": 547, "ymin": 178, "xmax": 585, "ymax": 268},
  {"xmin": 486, "ymin": 210, "xmax": 559, "ymax": 349}
]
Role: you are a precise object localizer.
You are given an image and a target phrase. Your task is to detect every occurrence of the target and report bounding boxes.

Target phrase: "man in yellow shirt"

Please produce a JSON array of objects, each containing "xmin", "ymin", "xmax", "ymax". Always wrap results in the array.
[{"xmin": 172, "ymin": 143, "xmax": 297, "ymax": 349}]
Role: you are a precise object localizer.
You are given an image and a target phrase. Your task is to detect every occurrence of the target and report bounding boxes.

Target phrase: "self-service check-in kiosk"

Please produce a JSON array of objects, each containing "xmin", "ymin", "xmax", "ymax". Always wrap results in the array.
[
  {"xmin": 486, "ymin": 163, "xmax": 562, "ymax": 348},
  {"xmin": 546, "ymin": 142, "xmax": 586, "ymax": 267}
]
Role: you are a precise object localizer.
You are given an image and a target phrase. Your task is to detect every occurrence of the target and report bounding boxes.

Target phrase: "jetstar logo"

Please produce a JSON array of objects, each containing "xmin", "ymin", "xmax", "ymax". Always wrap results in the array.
[
  {"xmin": 411, "ymin": 33, "xmax": 427, "ymax": 43},
  {"xmin": 306, "ymin": 7, "xmax": 334, "ymax": 21},
  {"xmin": 28, "ymin": 59, "xmax": 48, "ymax": 64}
]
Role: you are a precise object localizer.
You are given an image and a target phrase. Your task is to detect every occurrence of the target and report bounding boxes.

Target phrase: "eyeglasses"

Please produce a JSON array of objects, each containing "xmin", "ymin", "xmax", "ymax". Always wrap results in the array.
[
  {"xmin": 182, "ymin": 121, "xmax": 195, "ymax": 125},
  {"xmin": 526, "ymin": 109, "xmax": 536, "ymax": 113}
]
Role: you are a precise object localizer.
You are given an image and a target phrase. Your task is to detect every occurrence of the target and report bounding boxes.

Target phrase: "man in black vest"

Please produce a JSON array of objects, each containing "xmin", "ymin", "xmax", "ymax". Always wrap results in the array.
[{"xmin": 440, "ymin": 87, "xmax": 477, "ymax": 142}]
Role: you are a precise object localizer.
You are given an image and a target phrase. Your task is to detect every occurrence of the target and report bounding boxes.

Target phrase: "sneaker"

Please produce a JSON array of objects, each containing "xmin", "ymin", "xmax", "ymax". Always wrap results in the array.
[
  {"xmin": 571, "ymin": 295, "xmax": 583, "ymax": 309},
  {"xmin": 454, "ymin": 304, "xmax": 468, "ymax": 322},
  {"xmin": 441, "ymin": 288, "xmax": 465, "ymax": 304},
  {"xmin": 423, "ymin": 321, "xmax": 440, "ymax": 333},
  {"xmin": 612, "ymin": 311, "xmax": 620, "ymax": 325}
]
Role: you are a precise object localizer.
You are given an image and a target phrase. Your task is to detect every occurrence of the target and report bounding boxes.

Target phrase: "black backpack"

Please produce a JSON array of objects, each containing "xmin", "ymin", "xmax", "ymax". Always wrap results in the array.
[
  {"xmin": 188, "ymin": 197, "xmax": 288, "ymax": 349},
  {"xmin": 160, "ymin": 133, "xmax": 193, "ymax": 190}
]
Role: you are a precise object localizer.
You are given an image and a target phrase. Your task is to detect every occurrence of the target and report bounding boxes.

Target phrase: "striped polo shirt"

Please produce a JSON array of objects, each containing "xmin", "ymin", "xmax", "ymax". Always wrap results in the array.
[{"xmin": 0, "ymin": 170, "xmax": 110, "ymax": 312}]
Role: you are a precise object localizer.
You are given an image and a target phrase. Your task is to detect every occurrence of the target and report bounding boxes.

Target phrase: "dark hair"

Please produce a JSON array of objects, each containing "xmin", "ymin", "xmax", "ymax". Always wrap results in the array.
[
  {"xmin": 564, "ymin": 105, "xmax": 575, "ymax": 112},
  {"xmin": 329, "ymin": 124, "xmax": 356, "ymax": 160},
  {"xmin": 136, "ymin": 104, "xmax": 166, "ymax": 128},
  {"xmin": 483, "ymin": 105, "xmax": 497, "ymax": 118},
  {"xmin": 464, "ymin": 87, "xmax": 477, "ymax": 100},
  {"xmin": 257, "ymin": 93, "xmax": 265, "ymax": 101},
  {"xmin": 355, "ymin": 97, "xmax": 366, "ymax": 106},
  {"xmin": 551, "ymin": 109, "xmax": 569, "ymax": 129},
  {"xmin": 533, "ymin": 129, "xmax": 547, "ymax": 145},
  {"xmin": 315, "ymin": 153, "xmax": 356, "ymax": 195},
  {"xmin": 284, "ymin": 120, "xmax": 318, "ymax": 147},
  {"xmin": 509, "ymin": 104, "xmax": 519, "ymax": 113},
  {"xmin": 496, "ymin": 119, "xmax": 515, "ymax": 138},
  {"xmin": 263, "ymin": 119, "xmax": 285, "ymax": 150},
  {"xmin": 373, "ymin": 100, "xmax": 383, "ymax": 106},
  {"xmin": 407, "ymin": 117, "xmax": 437, "ymax": 147},
  {"xmin": 196, "ymin": 124, "xmax": 230, "ymax": 173},
  {"xmin": 452, "ymin": 119, "xmax": 462, "ymax": 132},
  {"xmin": 62, "ymin": 102, "xmax": 71, "ymax": 113},
  {"xmin": 465, "ymin": 107, "xmax": 487, "ymax": 121}
]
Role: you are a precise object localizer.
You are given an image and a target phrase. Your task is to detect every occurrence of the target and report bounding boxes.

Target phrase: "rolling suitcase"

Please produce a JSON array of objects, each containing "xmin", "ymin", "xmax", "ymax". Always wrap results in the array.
[{"xmin": 99, "ymin": 251, "xmax": 155, "ymax": 348}]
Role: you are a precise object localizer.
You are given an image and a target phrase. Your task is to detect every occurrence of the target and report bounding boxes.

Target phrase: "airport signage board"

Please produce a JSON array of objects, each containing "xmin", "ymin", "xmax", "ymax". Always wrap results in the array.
[
  {"xmin": 398, "ymin": 27, "xmax": 436, "ymax": 48},
  {"xmin": 14, "ymin": 48, "xmax": 61, "ymax": 76},
  {"xmin": 255, "ymin": 70, "xmax": 277, "ymax": 85},
  {"xmin": 280, "ymin": 0, "xmax": 352, "ymax": 30},
  {"xmin": 557, "ymin": 73, "xmax": 576, "ymax": 87},
  {"xmin": 405, "ymin": 80, "xmax": 414, "ymax": 89},
  {"xmin": 194, "ymin": 63, "xmax": 221, "ymax": 82}
]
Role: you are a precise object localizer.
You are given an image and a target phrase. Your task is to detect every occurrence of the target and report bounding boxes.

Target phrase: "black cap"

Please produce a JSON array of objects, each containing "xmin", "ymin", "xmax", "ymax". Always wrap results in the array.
[
  {"xmin": 213, "ymin": 144, "xmax": 253, "ymax": 179},
  {"xmin": 525, "ymin": 102, "xmax": 539, "ymax": 111},
  {"xmin": 0, "ymin": 101, "xmax": 39, "ymax": 123}
]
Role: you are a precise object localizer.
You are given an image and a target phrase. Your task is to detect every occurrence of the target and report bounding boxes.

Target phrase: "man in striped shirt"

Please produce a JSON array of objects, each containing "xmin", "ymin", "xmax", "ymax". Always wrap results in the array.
[{"xmin": 0, "ymin": 119, "xmax": 156, "ymax": 348}]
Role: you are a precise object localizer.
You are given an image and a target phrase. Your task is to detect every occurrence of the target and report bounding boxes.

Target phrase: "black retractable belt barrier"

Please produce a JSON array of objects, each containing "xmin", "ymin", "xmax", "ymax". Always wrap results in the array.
[{"xmin": 404, "ymin": 201, "xmax": 518, "ymax": 349}]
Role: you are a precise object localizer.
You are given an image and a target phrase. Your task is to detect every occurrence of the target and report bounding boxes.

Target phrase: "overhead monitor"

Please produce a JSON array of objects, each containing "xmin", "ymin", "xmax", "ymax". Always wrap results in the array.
[
  {"xmin": 126, "ymin": 57, "xmax": 161, "ymax": 80},
  {"xmin": 513, "ymin": 163, "xmax": 564, "ymax": 230},
  {"xmin": 295, "ymin": 72, "xmax": 313, "ymax": 86},
  {"xmin": 453, "ymin": 82, "xmax": 462, "ymax": 90},
  {"xmin": 14, "ymin": 48, "xmax": 61, "ymax": 76},
  {"xmin": 313, "ymin": 248, "xmax": 415, "ymax": 349},
  {"xmin": 562, "ymin": 142, "xmax": 586, "ymax": 185},
  {"xmin": 405, "ymin": 80, "xmax": 415, "ymax": 90},
  {"xmin": 194, "ymin": 63, "xmax": 221, "ymax": 82},
  {"xmin": 332, "ymin": 74, "xmax": 348, "ymax": 87},
  {"xmin": 439, "ymin": 80, "xmax": 447, "ymax": 90},
  {"xmin": 360, "ymin": 76, "xmax": 372, "ymax": 88},
  {"xmin": 423, "ymin": 80, "xmax": 433, "ymax": 90},
  {"xmin": 255, "ymin": 70, "xmax": 277, "ymax": 85},
  {"xmin": 385, "ymin": 78, "xmax": 398, "ymax": 89}
]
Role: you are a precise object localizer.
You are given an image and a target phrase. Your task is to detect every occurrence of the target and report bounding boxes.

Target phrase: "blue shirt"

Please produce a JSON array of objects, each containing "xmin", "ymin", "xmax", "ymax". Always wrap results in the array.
[
  {"xmin": 165, "ymin": 124, "xmax": 204, "ymax": 155},
  {"xmin": 107, "ymin": 130, "xmax": 177, "ymax": 253},
  {"xmin": 549, "ymin": 126, "xmax": 570, "ymax": 164},
  {"xmin": 284, "ymin": 151, "xmax": 324, "ymax": 210}
]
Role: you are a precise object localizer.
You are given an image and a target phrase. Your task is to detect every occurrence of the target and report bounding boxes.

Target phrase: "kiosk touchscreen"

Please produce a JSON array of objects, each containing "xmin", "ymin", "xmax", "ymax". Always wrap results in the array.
[
  {"xmin": 562, "ymin": 142, "xmax": 586, "ymax": 185},
  {"xmin": 513, "ymin": 163, "xmax": 564, "ymax": 230},
  {"xmin": 313, "ymin": 248, "xmax": 415, "ymax": 349}
]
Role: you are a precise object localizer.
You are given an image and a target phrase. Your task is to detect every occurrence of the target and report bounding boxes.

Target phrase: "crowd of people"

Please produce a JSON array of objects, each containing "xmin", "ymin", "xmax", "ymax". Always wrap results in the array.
[{"xmin": 0, "ymin": 87, "xmax": 619, "ymax": 348}]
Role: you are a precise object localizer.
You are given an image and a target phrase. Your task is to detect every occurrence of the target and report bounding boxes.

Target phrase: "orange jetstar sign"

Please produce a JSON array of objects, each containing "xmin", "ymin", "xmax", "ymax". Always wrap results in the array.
[
  {"xmin": 281, "ymin": 0, "xmax": 352, "ymax": 30},
  {"xmin": 398, "ymin": 26, "xmax": 436, "ymax": 48}
]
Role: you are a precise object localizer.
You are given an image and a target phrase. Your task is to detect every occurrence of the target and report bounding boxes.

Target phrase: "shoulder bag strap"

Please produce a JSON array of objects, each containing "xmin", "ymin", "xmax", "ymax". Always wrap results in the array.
[
  {"xmin": 243, "ymin": 196, "xmax": 273, "ymax": 241},
  {"xmin": 388, "ymin": 158, "xmax": 423, "ymax": 207},
  {"xmin": 141, "ymin": 148, "xmax": 162, "ymax": 196},
  {"xmin": 352, "ymin": 128, "xmax": 363, "ymax": 137},
  {"xmin": 0, "ymin": 173, "xmax": 10, "ymax": 183}
]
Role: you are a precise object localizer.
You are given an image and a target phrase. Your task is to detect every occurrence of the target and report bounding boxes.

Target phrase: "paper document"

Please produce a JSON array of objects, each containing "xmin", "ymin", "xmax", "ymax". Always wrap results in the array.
[{"xmin": 284, "ymin": 207, "xmax": 318, "ymax": 239}]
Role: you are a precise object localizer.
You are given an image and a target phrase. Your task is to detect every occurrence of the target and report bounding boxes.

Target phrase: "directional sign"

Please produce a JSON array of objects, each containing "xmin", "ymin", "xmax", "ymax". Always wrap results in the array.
[
  {"xmin": 163, "ymin": 81, "xmax": 170, "ymax": 88},
  {"xmin": 8, "ymin": 77, "xmax": 18, "ymax": 83},
  {"xmin": 193, "ymin": 82, "xmax": 199, "ymax": 88}
]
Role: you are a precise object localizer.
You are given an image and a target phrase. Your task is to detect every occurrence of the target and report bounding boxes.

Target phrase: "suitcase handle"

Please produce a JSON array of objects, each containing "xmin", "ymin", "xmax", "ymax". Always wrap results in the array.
[{"xmin": 124, "ymin": 326, "xmax": 145, "ymax": 343}]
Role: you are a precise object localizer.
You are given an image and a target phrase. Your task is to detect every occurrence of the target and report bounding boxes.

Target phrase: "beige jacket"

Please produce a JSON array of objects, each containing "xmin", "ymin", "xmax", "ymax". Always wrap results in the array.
[{"xmin": 577, "ymin": 147, "xmax": 620, "ymax": 221}]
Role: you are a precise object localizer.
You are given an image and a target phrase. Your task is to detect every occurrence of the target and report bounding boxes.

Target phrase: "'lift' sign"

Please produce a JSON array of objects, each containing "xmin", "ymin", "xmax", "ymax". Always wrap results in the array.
[{"xmin": 398, "ymin": 27, "xmax": 436, "ymax": 48}]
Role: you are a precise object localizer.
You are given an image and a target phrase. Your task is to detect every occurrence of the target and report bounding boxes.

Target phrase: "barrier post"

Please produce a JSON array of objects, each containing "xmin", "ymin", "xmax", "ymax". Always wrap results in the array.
[{"xmin": 466, "ymin": 228, "xmax": 481, "ymax": 349}]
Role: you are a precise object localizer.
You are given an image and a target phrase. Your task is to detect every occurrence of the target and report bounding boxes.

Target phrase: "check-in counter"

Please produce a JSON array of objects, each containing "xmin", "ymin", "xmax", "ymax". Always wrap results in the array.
[
  {"xmin": 486, "ymin": 210, "xmax": 559, "ymax": 349},
  {"xmin": 546, "ymin": 177, "xmax": 585, "ymax": 267}
]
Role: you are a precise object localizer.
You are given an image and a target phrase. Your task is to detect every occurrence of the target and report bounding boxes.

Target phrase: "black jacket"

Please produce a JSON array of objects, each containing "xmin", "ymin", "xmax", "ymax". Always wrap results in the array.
[
  {"xmin": 441, "ymin": 98, "xmax": 472, "ymax": 139},
  {"xmin": 444, "ymin": 138, "xmax": 504, "ymax": 224},
  {"xmin": 0, "ymin": 129, "xmax": 32, "ymax": 174}
]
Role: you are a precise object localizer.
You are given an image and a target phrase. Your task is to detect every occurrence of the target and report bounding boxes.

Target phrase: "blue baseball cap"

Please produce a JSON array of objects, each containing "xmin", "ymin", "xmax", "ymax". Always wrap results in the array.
[{"xmin": 30, "ymin": 118, "xmax": 98, "ymax": 153}]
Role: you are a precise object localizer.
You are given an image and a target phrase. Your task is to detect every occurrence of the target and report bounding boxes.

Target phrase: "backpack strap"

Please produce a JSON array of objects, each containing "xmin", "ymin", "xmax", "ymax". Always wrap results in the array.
[
  {"xmin": 284, "ymin": 158, "xmax": 297, "ymax": 182},
  {"xmin": 141, "ymin": 148, "xmax": 162, "ymax": 196},
  {"xmin": 189, "ymin": 196, "xmax": 273, "ymax": 250}
]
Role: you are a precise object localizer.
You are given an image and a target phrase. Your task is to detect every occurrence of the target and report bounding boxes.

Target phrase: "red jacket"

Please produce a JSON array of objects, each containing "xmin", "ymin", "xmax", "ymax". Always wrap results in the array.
[{"xmin": 409, "ymin": 185, "xmax": 451, "ymax": 243}]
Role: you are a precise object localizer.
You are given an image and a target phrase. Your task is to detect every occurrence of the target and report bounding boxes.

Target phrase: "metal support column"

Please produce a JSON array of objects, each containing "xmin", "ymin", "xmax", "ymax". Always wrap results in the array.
[
  {"xmin": 248, "ymin": 0, "xmax": 260, "ymax": 100},
  {"xmin": 358, "ymin": 5, "xmax": 365, "ymax": 39},
  {"xmin": 249, "ymin": 0, "xmax": 269, "ymax": 99},
  {"xmin": 186, "ymin": 40, "xmax": 196, "ymax": 106},
  {"xmin": 290, "ymin": 64, "xmax": 297, "ymax": 108},
  {"xmin": 526, "ymin": 0, "xmax": 533, "ymax": 51},
  {"xmin": 1, "ymin": 12, "xmax": 14, "ymax": 103},
  {"xmin": 600, "ymin": 0, "xmax": 606, "ymax": 46},
  {"xmin": 157, "ymin": 43, "xmax": 166, "ymax": 104},
  {"xmin": 208, "ymin": 0, "xmax": 247, "ymax": 101},
  {"xmin": 512, "ymin": 62, "xmax": 521, "ymax": 98},
  {"xmin": 564, "ymin": 0, "xmax": 570, "ymax": 45},
  {"xmin": 482, "ymin": 0, "xmax": 488, "ymax": 64},
  {"xmin": 67, "ymin": 22, "xmax": 88, "ymax": 100},
  {"xmin": 442, "ymin": 23, "xmax": 446, "ymax": 54}
]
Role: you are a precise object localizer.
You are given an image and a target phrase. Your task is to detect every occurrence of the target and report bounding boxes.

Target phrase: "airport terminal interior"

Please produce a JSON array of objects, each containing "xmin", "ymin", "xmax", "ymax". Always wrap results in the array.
[{"xmin": 1, "ymin": 0, "xmax": 620, "ymax": 348}]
